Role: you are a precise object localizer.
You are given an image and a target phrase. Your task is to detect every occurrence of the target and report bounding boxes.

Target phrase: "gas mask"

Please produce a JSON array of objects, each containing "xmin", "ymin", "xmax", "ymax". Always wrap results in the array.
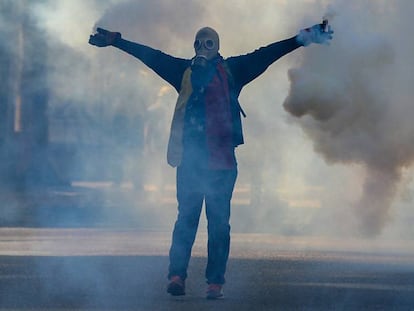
[{"xmin": 191, "ymin": 27, "xmax": 220, "ymax": 68}]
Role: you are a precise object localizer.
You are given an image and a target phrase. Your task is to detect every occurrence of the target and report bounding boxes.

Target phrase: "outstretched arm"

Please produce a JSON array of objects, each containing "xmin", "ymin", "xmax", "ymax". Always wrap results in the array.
[
  {"xmin": 89, "ymin": 28, "xmax": 190, "ymax": 92},
  {"xmin": 226, "ymin": 21, "xmax": 333, "ymax": 92},
  {"xmin": 226, "ymin": 36, "xmax": 301, "ymax": 91}
]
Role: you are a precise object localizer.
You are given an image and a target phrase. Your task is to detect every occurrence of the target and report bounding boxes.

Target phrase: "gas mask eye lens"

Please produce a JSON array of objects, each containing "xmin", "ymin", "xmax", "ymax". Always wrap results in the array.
[
  {"xmin": 194, "ymin": 39, "xmax": 215, "ymax": 50},
  {"xmin": 205, "ymin": 39, "xmax": 214, "ymax": 50},
  {"xmin": 194, "ymin": 39, "xmax": 202, "ymax": 50}
]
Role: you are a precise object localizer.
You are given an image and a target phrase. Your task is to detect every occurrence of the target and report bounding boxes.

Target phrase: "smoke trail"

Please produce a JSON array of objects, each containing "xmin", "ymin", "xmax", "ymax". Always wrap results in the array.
[
  {"xmin": 283, "ymin": 1, "xmax": 414, "ymax": 236},
  {"xmin": 94, "ymin": 0, "xmax": 205, "ymax": 51}
]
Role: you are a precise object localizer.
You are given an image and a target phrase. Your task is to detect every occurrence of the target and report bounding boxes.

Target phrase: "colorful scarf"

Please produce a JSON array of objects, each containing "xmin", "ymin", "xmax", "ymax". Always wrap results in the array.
[{"xmin": 167, "ymin": 61, "xmax": 236, "ymax": 169}]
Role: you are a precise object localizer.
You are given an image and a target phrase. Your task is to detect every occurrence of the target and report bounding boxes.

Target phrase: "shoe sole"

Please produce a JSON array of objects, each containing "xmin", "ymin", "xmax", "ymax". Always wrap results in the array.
[
  {"xmin": 206, "ymin": 292, "xmax": 223, "ymax": 300},
  {"xmin": 167, "ymin": 284, "xmax": 185, "ymax": 296}
]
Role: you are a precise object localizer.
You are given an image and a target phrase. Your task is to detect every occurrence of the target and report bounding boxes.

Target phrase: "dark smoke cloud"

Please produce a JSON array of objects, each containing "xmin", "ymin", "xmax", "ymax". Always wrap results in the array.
[{"xmin": 283, "ymin": 1, "xmax": 414, "ymax": 236}]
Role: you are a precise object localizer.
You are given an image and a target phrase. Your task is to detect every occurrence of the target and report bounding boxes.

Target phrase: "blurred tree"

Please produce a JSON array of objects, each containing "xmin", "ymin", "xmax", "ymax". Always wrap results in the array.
[{"xmin": 0, "ymin": 0, "xmax": 52, "ymax": 190}]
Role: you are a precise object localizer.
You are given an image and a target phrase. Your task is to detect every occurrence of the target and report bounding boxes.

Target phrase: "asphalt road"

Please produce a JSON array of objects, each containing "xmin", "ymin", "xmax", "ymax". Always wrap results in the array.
[
  {"xmin": 1, "ymin": 186, "xmax": 414, "ymax": 310},
  {"xmin": 1, "ymin": 229, "xmax": 414, "ymax": 311}
]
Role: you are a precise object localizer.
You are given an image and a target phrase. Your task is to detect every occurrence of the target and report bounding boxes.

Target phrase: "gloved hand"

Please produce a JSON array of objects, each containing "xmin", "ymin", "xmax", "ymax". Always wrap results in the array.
[
  {"xmin": 88, "ymin": 27, "xmax": 121, "ymax": 47},
  {"xmin": 296, "ymin": 22, "xmax": 334, "ymax": 46}
]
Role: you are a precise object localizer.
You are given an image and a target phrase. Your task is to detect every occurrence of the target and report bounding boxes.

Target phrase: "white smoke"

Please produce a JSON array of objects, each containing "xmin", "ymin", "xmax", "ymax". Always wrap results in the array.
[
  {"xmin": 283, "ymin": 1, "xmax": 414, "ymax": 236},
  {"xmin": 23, "ymin": 0, "xmax": 414, "ymax": 239}
]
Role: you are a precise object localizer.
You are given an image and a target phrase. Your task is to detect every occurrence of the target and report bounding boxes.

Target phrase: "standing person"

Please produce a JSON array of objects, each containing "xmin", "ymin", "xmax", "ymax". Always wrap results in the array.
[{"xmin": 89, "ymin": 21, "xmax": 333, "ymax": 299}]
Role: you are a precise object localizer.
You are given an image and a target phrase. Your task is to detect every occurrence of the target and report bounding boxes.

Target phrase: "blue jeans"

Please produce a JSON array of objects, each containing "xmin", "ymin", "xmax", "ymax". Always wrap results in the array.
[{"xmin": 168, "ymin": 163, "xmax": 237, "ymax": 284}]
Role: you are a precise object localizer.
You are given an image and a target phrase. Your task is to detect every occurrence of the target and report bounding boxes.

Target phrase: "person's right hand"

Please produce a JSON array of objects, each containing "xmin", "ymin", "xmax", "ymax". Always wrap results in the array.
[
  {"xmin": 89, "ymin": 28, "xmax": 121, "ymax": 47},
  {"xmin": 296, "ymin": 22, "xmax": 334, "ymax": 47}
]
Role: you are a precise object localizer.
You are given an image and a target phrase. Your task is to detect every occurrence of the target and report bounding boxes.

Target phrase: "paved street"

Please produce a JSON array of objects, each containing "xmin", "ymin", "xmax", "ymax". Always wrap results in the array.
[
  {"xmin": 1, "ymin": 186, "xmax": 414, "ymax": 310},
  {"xmin": 1, "ymin": 228, "xmax": 414, "ymax": 310}
]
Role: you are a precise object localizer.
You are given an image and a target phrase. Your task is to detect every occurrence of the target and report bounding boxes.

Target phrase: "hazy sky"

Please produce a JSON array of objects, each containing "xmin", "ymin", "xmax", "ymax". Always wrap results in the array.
[{"xmin": 28, "ymin": 0, "xmax": 414, "ymax": 241}]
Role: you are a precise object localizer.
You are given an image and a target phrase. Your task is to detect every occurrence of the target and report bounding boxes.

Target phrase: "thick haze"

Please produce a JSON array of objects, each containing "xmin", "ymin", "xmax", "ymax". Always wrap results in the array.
[
  {"xmin": 283, "ymin": 1, "xmax": 414, "ymax": 237},
  {"xmin": 29, "ymin": 0, "xmax": 414, "ymax": 240}
]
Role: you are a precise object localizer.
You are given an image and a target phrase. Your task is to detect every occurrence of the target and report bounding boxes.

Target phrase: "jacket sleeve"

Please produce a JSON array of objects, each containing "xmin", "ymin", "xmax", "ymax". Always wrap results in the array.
[
  {"xmin": 226, "ymin": 36, "xmax": 301, "ymax": 91},
  {"xmin": 113, "ymin": 38, "xmax": 190, "ymax": 92}
]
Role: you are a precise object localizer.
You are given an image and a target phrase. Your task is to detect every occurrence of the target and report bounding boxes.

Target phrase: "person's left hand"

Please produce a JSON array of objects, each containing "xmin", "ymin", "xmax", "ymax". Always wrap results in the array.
[
  {"xmin": 296, "ymin": 23, "xmax": 334, "ymax": 46},
  {"xmin": 89, "ymin": 28, "xmax": 121, "ymax": 47}
]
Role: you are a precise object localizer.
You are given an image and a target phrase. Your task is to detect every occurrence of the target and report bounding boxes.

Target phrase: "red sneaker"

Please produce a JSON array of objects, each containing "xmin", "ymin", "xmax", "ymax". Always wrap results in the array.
[
  {"xmin": 206, "ymin": 284, "xmax": 223, "ymax": 299},
  {"xmin": 167, "ymin": 276, "xmax": 185, "ymax": 296}
]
